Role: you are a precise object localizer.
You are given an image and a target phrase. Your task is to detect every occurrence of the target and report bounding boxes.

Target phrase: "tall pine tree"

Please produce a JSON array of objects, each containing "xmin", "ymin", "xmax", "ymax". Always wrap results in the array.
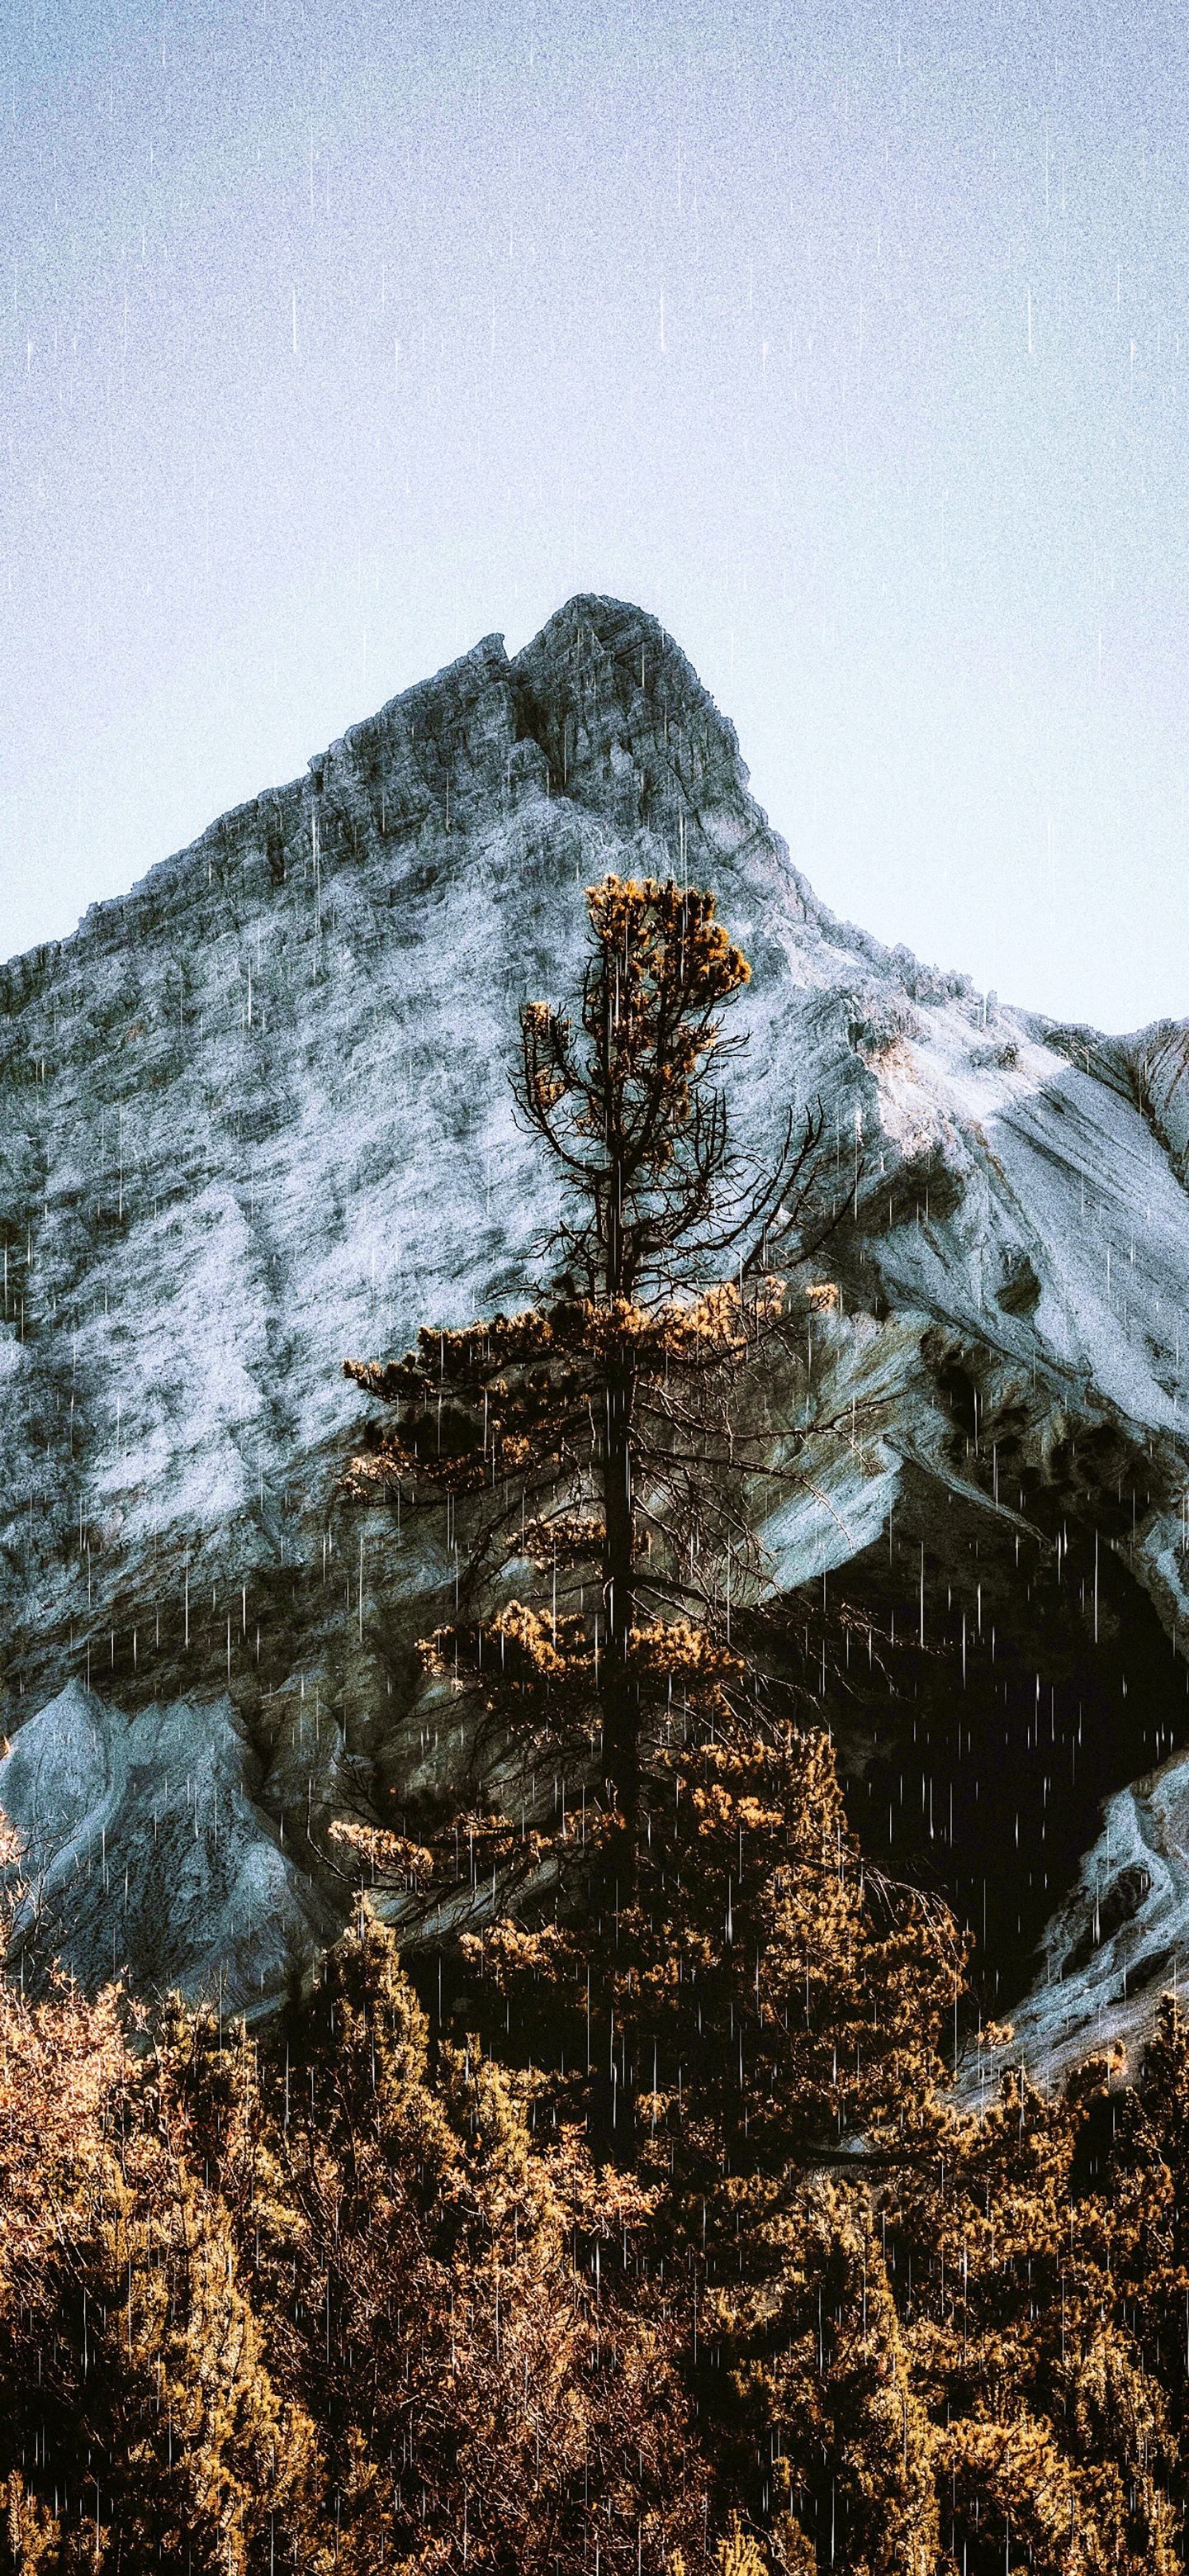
[{"xmin": 334, "ymin": 871, "xmax": 934, "ymax": 2171}]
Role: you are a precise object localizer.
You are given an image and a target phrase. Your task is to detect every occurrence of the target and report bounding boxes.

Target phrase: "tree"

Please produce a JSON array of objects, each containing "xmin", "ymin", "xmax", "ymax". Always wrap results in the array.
[
  {"xmin": 0, "ymin": 1796, "xmax": 323, "ymax": 2574},
  {"xmin": 225, "ymin": 1903, "xmax": 712, "ymax": 2574},
  {"xmin": 0, "ymin": 1794, "xmax": 712, "ymax": 2574},
  {"xmin": 338, "ymin": 871, "xmax": 879, "ymax": 2158},
  {"xmin": 886, "ymin": 2043, "xmax": 1185, "ymax": 2573}
]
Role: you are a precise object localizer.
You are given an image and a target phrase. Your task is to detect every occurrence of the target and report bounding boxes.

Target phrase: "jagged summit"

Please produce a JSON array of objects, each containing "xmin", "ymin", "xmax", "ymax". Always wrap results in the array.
[
  {"xmin": 5, "ymin": 593, "xmax": 897, "ymax": 1006},
  {"xmin": 0, "ymin": 600, "xmax": 1187, "ymax": 2088}
]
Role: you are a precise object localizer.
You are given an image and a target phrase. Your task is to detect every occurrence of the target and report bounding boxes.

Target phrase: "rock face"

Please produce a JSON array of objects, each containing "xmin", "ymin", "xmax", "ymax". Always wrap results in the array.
[
  {"xmin": 1, "ymin": 593, "xmax": 1187, "ymax": 2077},
  {"xmin": 0, "ymin": 1679, "xmax": 334, "ymax": 2020}
]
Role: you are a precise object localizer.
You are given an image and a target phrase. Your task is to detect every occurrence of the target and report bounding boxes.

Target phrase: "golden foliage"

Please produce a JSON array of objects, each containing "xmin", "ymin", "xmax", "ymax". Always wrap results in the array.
[
  {"xmin": 418, "ymin": 1601, "xmax": 590, "ymax": 1702},
  {"xmin": 714, "ymin": 2512, "xmax": 775, "ymax": 2576},
  {"xmin": 0, "ymin": 1895, "xmax": 710, "ymax": 2571},
  {"xmin": 0, "ymin": 1960, "xmax": 130, "ymax": 2304},
  {"xmin": 517, "ymin": 1511, "xmax": 606, "ymax": 1567},
  {"xmin": 329, "ymin": 1819, "xmax": 437, "ymax": 1884},
  {"xmin": 628, "ymin": 1617, "xmax": 746, "ymax": 1685}
]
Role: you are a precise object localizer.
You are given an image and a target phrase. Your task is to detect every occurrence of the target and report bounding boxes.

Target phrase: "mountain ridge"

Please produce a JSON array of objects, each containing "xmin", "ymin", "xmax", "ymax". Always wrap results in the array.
[{"xmin": 0, "ymin": 590, "xmax": 1187, "ymax": 2090}]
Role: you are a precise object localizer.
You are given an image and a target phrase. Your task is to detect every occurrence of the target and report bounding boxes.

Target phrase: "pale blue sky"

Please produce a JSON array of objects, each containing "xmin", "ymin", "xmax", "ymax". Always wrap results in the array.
[{"xmin": 2, "ymin": 0, "xmax": 1187, "ymax": 1031}]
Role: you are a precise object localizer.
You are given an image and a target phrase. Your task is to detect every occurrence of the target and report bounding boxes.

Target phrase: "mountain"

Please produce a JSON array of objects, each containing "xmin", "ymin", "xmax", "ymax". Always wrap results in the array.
[{"xmin": 1, "ymin": 592, "xmax": 1187, "ymax": 2087}]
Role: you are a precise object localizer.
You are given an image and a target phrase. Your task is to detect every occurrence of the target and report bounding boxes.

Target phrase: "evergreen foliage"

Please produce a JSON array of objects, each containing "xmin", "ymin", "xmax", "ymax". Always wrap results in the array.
[{"xmin": 338, "ymin": 871, "xmax": 874, "ymax": 2157}]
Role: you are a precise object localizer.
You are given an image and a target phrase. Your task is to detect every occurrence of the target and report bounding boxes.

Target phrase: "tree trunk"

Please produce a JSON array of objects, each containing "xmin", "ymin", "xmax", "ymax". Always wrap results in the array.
[{"xmin": 594, "ymin": 1349, "xmax": 638, "ymax": 2163}]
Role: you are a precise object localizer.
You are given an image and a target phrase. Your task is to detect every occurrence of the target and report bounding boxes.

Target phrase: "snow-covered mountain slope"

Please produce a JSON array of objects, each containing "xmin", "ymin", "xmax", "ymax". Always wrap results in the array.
[{"xmin": 1, "ymin": 594, "xmax": 1187, "ymax": 2073}]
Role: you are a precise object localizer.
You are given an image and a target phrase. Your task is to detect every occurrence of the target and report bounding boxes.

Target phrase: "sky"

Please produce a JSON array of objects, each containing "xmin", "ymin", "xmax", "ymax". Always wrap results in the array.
[{"xmin": 2, "ymin": 0, "xmax": 1187, "ymax": 1034}]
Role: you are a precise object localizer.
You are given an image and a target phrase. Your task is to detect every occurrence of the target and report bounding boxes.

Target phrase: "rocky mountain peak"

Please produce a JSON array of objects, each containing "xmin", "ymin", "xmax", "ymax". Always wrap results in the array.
[{"xmin": 1, "ymin": 595, "xmax": 1187, "ymax": 2093}]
